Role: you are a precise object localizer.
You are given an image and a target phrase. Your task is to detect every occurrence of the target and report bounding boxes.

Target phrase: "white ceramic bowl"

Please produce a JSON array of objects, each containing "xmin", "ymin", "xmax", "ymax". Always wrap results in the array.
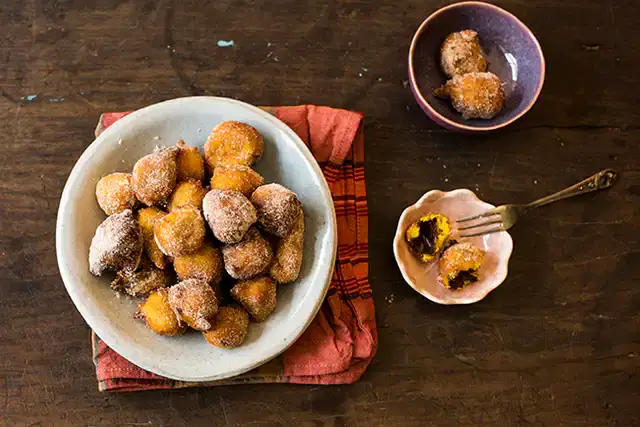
[
  {"xmin": 56, "ymin": 97, "xmax": 337, "ymax": 381},
  {"xmin": 393, "ymin": 189, "xmax": 513, "ymax": 304}
]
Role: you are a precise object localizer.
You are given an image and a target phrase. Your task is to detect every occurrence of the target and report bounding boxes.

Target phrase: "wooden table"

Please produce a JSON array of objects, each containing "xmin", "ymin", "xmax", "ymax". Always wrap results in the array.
[{"xmin": 1, "ymin": 0, "xmax": 639, "ymax": 425}]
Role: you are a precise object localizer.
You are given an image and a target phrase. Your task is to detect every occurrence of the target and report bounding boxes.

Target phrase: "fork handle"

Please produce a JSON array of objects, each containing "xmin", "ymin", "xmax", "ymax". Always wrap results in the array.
[{"xmin": 525, "ymin": 169, "xmax": 618, "ymax": 210}]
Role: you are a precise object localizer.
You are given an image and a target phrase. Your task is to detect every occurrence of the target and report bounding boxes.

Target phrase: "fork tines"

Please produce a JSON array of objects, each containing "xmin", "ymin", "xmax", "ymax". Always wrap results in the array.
[{"xmin": 456, "ymin": 210, "xmax": 504, "ymax": 238}]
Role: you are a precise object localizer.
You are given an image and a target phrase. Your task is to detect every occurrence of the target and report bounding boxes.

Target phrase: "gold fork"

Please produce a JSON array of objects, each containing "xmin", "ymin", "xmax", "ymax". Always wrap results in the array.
[{"xmin": 456, "ymin": 169, "xmax": 619, "ymax": 238}]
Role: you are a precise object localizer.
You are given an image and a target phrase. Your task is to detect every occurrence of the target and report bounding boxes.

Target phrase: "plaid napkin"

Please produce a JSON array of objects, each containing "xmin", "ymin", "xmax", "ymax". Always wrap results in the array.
[{"xmin": 91, "ymin": 105, "xmax": 377, "ymax": 392}]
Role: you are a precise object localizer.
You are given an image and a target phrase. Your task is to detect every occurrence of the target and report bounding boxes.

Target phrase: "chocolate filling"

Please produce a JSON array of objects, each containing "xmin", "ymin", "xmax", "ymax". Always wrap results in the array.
[
  {"xmin": 448, "ymin": 269, "xmax": 478, "ymax": 290},
  {"xmin": 408, "ymin": 219, "xmax": 438, "ymax": 256}
]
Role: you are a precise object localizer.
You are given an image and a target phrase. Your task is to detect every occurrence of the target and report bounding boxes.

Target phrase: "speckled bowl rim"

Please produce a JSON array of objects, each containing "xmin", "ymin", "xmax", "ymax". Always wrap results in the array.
[
  {"xmin": 408, "ymin": 1, "xmax": 546, "ymax": 132},
  {"xmin": 55, "ymin": 96, "xmax": 338, "ymax": 382},
  {"xmin": 393, "ymin": 189, "xmax": 514, "ymax": 304}
]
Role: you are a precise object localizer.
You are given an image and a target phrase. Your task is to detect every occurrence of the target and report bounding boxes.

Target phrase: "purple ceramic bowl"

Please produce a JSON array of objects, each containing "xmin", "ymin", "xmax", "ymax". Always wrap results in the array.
[{"xmin": 408, "ymin": 1, "xmax": 545, "ymax": 132}]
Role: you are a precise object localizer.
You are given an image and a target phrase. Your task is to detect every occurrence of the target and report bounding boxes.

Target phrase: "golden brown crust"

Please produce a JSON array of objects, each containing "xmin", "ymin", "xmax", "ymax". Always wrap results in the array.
[
  {"xmin": 131, "ymin": 147, "xmax": 178, "ymax": 206},
  {"xmin": 95, "ymin": 172, "xmax": 137, "ymax": 215},
  {"xmin": 230, "ymin": 276, "xmax": 277, "ymax": 322},
  {"xmin": 203, "ymin": 305, "xmax": 250, "ymax": 348},
  {"xmin": 251, "ymin": 183, "xmax": 301, "ymax": 237},
  {"xmin": 87, "ymin": 122, "xmax": 310, "ymax": 347},
  {"xmin": 173, "ymin": 244, "xmax": 224, "ymax": 285},
  {"xmin": 168, "ymin": 279, "xmax": 219, "ymax": 331},
  {"xmin": 222, "ymin": 228, "xmax": 273, "ymax": 280},
  {"xmin": 438, "ymin": 242, "xmax": 486, "ymax": 290},
  {"xmin": 167, "ymin": 179, "xmax": 207, "ymax": 212},
  {"xmin": 204, "ymin": 121, "xmax": 264, "ymax": 169},
  {"xmin": 438, "ymin": 72, "xmax": 505, "ymax": 120},
  {"xmin": 154, "ymin": 207, "xmax": 206, "ymax": 257},
  {"xmin": 202, "ymin": 189, "xmax": 257, "ymax": 244},
  {"xmin": 269, "ymin": 208, "xmax": 304, "ymax": 283},
  {"xmin": 176, "ymin": 140, "xmax": 206, "ymax": 183},
  {"xmin": 137, "ymin": 207, "xmax": 167, "ymax": 269},
  {"xmin": 135, "ymin": 288, "xmax": 186, "ymax": 336},
  {"xmin": 210, "ymin": 165, "xmax": 265, "ymax": 198},
  {"xmin": 89, "ymin": 209, "xmax": 143, "ymax": 276},
  {"xmin": 440, "ymin": 29, "xmax": 487, "ymax": 78}
]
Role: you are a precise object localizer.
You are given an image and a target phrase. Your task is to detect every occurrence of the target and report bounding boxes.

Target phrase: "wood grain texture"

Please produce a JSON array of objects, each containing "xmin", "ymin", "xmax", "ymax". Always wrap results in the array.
[{"xmin": 1, "ymin": 0, "xmax": 639, "ymax": 426}]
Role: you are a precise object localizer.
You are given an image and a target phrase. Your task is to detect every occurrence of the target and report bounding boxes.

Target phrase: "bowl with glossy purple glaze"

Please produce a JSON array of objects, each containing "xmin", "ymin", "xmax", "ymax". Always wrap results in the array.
[{"xmin": 408, "ymin": 1, "xmax": 545, "ymax": 132}]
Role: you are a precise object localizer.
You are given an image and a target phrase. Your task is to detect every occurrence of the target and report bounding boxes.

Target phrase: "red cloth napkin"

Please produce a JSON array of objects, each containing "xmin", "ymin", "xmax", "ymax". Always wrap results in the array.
[{"xmin": 92, "ymin": 105, "xmax": 377, "ymax": 391}]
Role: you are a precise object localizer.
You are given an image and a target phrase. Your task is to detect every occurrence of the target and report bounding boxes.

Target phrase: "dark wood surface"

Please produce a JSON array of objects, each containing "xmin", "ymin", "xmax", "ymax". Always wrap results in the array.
[{"xmin": 1, "ymin": 0, "xmax": 639, "ymax": 426}]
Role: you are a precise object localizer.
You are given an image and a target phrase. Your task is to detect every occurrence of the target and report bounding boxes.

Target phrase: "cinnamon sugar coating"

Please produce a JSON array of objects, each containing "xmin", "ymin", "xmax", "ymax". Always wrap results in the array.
[
  {"xmin": 89, "ymin": 209, "xmax": 143, "ymax": 276},
  {"xmin": 251, "ymin": 183, "xmax": 301, "ymax": 237}
]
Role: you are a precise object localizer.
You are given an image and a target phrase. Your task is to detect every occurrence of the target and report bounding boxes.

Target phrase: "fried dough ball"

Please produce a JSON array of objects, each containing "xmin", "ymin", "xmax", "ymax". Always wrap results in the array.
[
  {"xmin": 435, "ymin": 72, "xmax": 505, "ymax": 120},
  {"xmin": 204, "ymin": 121, "xmax": 264, "ymax": 169},
  {"xmin": 135, "ymin": 288, "xmax": 186, "ymax": 336},
  {"xmin": 95, "ymin": 172, "xmax": 137, "ymax": 215},
  {"xmin": 168, "ymin": 279, "xmax": 219, "ymax": 331},
  {"xmin": 438, "ymin": 242, "xmax": 486, "ymax": 290},
  {"xmin": 210, "ymin": 165, "xmax": 265, "ymax": 198},
  {"xmin": 137, "ymin": 207, "xmax": 167, "ymax": 269},
  {"xmin": 405, "ymin": 213, "xmax": 452, "ymax": 263},
  {"xmin": 176, "ymin": 140, "xmax": 205, "ymax": 183},
  {"xmin": 173, "ymin": 244, "xmax": 224, "ymax": 285},
  {"xmin": 202, "ymin": 189, "xmax": 257, "ymax": 244},
  {"xmin": 132, "ymin": 147, "xmax": 178, "ymax": 206},
  {"xmin": 269, "ymin": 208, "xmax": 304, "ymax": 283},
  {"xmin": 167, "ymin": 180, "xmax": 207, "ymax": 212},
  {"xmin": 111, "ymin": 258, "xmax": 170, "ymax": 297},
  {"xmin": 230, "ymin": 276, "xmax": 277, "ymax": 322},
  {"xmin": 89, "ymin": 209, "xmax": 143, "ymax": 276},
  {"xmin": 251, "ymin": 184, "xmax": 301, "ymax": 237},
  {"xmin": 440, "ymin": 29, "xmax": 487, "ymax": 78},
  {"xmin": 154, "ymin": 207, "xmax": 206, "ymax": 257},
  {"xmin": 203, "ymin": 305, "xmax": 250, "ymax": 348},
  {"xmin": 222, "ymin": 228, "xmax": 273, "ymax": 280}
]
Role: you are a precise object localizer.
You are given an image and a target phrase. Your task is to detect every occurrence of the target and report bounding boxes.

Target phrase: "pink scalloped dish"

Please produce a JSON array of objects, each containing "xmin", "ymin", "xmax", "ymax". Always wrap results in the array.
[{"xmin": 393, "ymin": 189, "xmax": 513, "ymax": 305}]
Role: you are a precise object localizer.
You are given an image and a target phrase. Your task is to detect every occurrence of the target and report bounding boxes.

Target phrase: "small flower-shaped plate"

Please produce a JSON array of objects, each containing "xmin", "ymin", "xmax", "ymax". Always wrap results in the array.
[{"xmin": 393, "ymin": 189, "xmax": 513, "ymax": 304}]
